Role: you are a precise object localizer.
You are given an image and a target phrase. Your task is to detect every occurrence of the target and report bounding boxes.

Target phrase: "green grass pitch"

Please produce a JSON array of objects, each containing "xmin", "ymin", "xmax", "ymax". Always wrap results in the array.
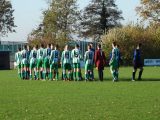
[{"xmin": 0, "ymin": 67, "xmax": 160, "ymax": 120}]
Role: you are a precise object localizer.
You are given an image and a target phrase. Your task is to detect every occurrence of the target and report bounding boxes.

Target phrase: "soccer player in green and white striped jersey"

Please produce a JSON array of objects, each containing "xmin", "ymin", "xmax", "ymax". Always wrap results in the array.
[
  {"xmin": 43, "ymin": 44, "xmax": 51, "ymax": 80},
  {"xmin": 29, "ymin": 45, "xmax": 38, "ymax": 80},
  {"xmin": 36, "ymin": 44, "xmax": 44, "ymax": 80},
  {"xmin": 109, "ymin": 42, "xmax": 120, "ymax": 82},
  {"xmin": 21, "ymin": 45, "xmax": 28, "ymax": 79},
  {"xmin": 50, "ymin": 44, "xmax": 60, "ymax": 80},
  {"xmin": 61, "ymin": 45, "xmax": 72, "ymax": 81},
  {"xmin": 15, "ymin": 47, "xmax": 22, "ymax": 79},
  {"xmin": 84, "ymin": 45, "xmax": 94, "ymax": 81},
  {"xmin": 71, "ymin": 44, "xmax": 82, "ymax": 81}
]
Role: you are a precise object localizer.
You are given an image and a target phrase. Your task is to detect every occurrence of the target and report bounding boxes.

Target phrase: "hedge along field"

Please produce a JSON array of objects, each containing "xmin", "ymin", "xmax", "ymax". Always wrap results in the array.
[
  {"xmin": 102, "ymin": 24, "xmax": 160, "ymax": 65},
  {"xmin": 0, "ymin": 67, "xmax": 160, "ymax": 120}
]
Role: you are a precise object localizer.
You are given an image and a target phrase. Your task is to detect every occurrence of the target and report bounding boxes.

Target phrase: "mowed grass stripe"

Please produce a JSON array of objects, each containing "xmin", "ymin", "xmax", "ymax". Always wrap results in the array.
[{"xmin": 0, "ymin": 67, "xmax": 160, "ymax": 120}]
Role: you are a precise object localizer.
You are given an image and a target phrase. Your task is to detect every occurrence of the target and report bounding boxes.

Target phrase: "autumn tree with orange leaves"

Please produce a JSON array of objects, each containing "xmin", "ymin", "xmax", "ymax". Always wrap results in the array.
[{"xmin": 136, "ymin": 0, "xmax": 160, "ymax": 24}]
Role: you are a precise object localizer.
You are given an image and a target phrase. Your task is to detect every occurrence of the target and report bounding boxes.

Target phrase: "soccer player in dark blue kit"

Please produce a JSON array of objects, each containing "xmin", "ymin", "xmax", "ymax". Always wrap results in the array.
[
  {"xmin": 90, "ymin": 43, "xmax": 95, "ymax": 80},
  {"xmin": 27, "ymin": 45, "xmax": 31, "ymax": 79},
  {"xmin": 132, "ymin": 43, "xmax": 143, "ymax": 81}
]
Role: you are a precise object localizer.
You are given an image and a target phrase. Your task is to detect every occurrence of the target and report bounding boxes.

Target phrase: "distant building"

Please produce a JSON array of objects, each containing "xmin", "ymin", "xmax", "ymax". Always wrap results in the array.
[{"xmin": 0, "ymin": 41, "xmax": 27, "ymax": 70}]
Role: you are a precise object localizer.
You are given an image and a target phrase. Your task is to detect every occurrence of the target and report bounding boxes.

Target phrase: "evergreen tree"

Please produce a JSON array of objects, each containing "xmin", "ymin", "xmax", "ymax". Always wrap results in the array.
[{"xmin": 81, "ymin": 0, "xmax": 123, "ymax": 41}]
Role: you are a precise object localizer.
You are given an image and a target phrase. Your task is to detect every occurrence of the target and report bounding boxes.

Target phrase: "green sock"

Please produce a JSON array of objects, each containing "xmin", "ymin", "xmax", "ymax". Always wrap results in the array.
[
  {"xmin": 36, "ymin": 72, "xmax": 39, "ymax": 79},
  {"xmin": 18, "ymin": 73, "xmax": 21, "ymax": 79},
  {"xmin": 46, "ymin": 72, "xmax": 48, "ymax": 79},
  {"xmin": 43, "ymin": 72, "xmax": 46, "ymax": 80},
  {"xmin": 24, "ymin": 71, "xmax": 27, "ymax": 79},
  {"xmin": 27, "ymin": 71, "xmax": 29, "ymax": 79},
  {"xmin": 116, "ymin": 72, "xmax": 119, "ymax": 80},
  {"xmin": 71, "ymin": 72, "xmax": 73, "ymax": 80},
  {"xmin": 113, "ymin": 71, "xmax": 117, "ymax": 80},
  {"xmin": 68, "ymin": 73, "xmax": 71, "ymax": 80},
  {"xmin": 63, "ymin": 72, "xmax": 66, "ymax": 80},
  {"xmin": 85, "ymin": 74, "xmax": 88, "ymax": 80},
  {"xmin": 56, "ymin": 72, "xmax": 59, "ymax": 80},
  {"xmin": 30, "ymin": 74, "xmax": 32, "ymax": 79},
  {"xmin": 89, "ymin": 73, "xmax": 92, "ymax": 80},
  {"xmin": 21, "ymin": 71, "xmax": 24, "ymax": 79},
  {"xmin": 74, "ymin": 72, "xmax": 76, "ymax": 80},
  {"xmin": 21, "ymin": 72, "xmax": 23, "ymax": 79},
  {"xmin": 50, "ymin": 72, "xmax": 52, "ymax": 80},
  {"xmin": 78, "ymin": 72, "xmax": 81, "ymax": 80}
]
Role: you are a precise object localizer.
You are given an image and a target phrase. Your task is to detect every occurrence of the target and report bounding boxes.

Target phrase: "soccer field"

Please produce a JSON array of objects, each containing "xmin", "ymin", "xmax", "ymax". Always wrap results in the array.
[{"xmin": 0, "ymin": 67, "xmax": 160, "ymax": 120}]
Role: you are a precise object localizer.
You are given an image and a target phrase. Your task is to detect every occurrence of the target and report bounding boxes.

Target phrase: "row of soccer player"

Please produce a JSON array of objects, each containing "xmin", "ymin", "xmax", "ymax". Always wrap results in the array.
[
  {"xmin": 15, "ymin": 42, "xmax": 143, "ymax": 81},
  {"xmin": 15, "ymin": 43, "xmax": 94, "ymax": 81}
]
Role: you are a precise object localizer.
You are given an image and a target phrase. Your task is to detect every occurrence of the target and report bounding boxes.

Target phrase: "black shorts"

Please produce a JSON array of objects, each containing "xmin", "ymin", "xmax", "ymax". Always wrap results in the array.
[{"xmin": 133, "ymin": 61, "xmax": 143, "ymax": 69}]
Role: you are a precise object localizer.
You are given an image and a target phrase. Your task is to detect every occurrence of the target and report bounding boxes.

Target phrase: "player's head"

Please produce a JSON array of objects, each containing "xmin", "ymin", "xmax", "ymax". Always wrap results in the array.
[
  {"xmin": 65, "ymin": 45, "xmax": 68, "ymax": 50},
  {"xmin": 24, "ymin": 45, "xmax": 27, "ymax": 50},
  {"xmin": 18, "ymin": 47, "xmax": 21, "ymax": 52},
  {"xmin": 75, "ymin": 44, "xmax": 79, "ymax": 49},
  {"xmin": 47, "ymin": 43, "xmax": 51, "ymax": 48},
  {"xmin": 51, "ymin": 44, "xmax": 54, "ymax": 50},
  {"xmin": 40, "ymin": 44, "xmax": 44, "ymax": 48},
  {"xmin": 30, "ymin": 46, "xmax": 33, "ymax": 50},
  {"xmin": 55, "ymin": 44, "xmax": 58, "ymax": 50},
  {"xmin": 112, "ymin": 42, "xmax": 116, "ymax": 48},
  {"xmin": 88, "ymin": 45, "xmax": 91, "ymax": 50},
  {"xmin": 90, "ymin": 43, "xmax": 93, "ymax": 48},
  {"xmin": 27, "ymin": 45, "xmax": 30, "ymax": 50},
  {"xmin": 97, "ymin": 44, "xmax": 101, "ymax": 49},
  {"xmin": 36, "ymin": 45, "xmax": 39, "ymax": 50},
  {"xmin": 33, "ymin": 45, "xmax": 37, "ymax": 50},
  {"xmin": 33, "ymin": 46, "xmax": 36, "ymax": 50},
  {"xmin": 137, "ymin": 43, "xmax": 142, "ymax": 49}
]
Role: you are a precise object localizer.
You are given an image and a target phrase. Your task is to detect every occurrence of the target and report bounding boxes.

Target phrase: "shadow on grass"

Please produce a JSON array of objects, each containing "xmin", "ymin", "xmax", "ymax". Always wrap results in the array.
[
  {"xmin": 137, "ymin": 78, "xmax": 160, "ymax": 82},
  {"xmin": 115, "ymin": 78, "xmax": 160, "ymax": 82},
  {"xmin": 97, "ymin": 77, "xmax": 160, "ymax": 82}
]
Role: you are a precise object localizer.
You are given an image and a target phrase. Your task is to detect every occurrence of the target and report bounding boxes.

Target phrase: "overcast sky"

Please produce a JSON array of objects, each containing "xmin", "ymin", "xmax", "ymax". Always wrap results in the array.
[{"xmin": 2, "ymin": 0, "xmax": 140, "ymax": 41}]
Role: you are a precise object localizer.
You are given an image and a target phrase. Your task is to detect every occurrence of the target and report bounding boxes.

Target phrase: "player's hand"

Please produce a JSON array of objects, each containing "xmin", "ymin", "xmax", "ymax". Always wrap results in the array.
[{"xmin": 96, "ymin": 67, "xmax": 98, "ymax": 70}]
